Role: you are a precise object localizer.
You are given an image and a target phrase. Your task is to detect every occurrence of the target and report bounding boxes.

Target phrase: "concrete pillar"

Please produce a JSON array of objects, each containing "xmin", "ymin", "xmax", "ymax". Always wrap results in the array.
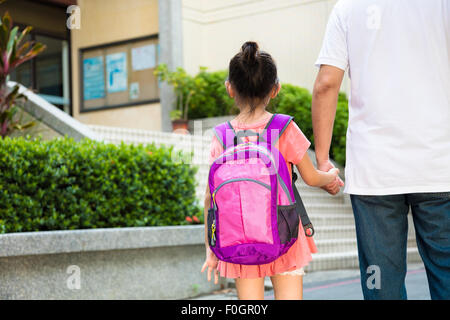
[{"xmin": 158, "ymin": 0, "xmax": 183, "ymax": 132}]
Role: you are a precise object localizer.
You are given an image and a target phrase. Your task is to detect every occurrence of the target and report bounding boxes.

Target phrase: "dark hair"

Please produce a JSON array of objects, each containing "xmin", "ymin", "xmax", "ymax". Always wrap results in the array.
[{"xmin": 228, "ymin": 41, "xmax": 278, "ymax": 114}]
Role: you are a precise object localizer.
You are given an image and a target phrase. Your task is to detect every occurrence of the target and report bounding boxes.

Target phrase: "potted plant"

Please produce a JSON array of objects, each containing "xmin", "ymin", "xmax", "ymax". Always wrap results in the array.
[
  {"xmin": 0, "ymin": 10, "xmax": 46, "ymax": 139},
  {"xmin": 155, "ymin": 64, "xmax": 204, "ymax": 134},
  {"xmin": 170, "ymin": 109, "xmax": 187, "ymax": 132}
]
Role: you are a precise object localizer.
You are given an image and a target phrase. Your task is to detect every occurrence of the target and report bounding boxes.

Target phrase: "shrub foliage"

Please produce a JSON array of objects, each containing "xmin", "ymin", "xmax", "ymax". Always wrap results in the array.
[{"xmin": 0, "ymin": 137, "xmax": 199, "ymax": 233}]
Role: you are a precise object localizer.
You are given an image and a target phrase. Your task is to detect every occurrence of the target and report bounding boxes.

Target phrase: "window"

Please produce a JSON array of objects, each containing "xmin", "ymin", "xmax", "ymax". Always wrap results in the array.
[
  {"xmin": 10, "ymin": 31, "xmax": 71, "ymax": 114},
  {"xmin": 79, "ymin": 34, "xmax": 160, "ymax": 112},
  {"xmin": 35, "ymin": 35, "xmax": 70, "ymax": 109}
]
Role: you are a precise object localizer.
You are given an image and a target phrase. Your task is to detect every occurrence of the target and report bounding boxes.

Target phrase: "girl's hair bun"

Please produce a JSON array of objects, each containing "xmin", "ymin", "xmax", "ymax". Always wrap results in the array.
[
  {"xmin": 228, "ymin": 41, "xmax": 277, "ymax": 114},
  {"xmin": 241, "ymin": 41, "xmax": 259, "ymax": 64}
]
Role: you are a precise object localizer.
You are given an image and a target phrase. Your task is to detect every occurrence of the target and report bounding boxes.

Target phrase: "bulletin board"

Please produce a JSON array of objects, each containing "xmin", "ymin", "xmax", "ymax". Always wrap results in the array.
[{"xmin": 79, "ymin": 34, "xmax": 160, "ymax": 112}]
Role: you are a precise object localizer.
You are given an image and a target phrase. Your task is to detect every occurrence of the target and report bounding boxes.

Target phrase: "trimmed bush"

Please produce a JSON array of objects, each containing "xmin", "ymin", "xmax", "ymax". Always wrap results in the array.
[
  {"xmin": 187, "ymin": 68, "xmax": 237, "ymax": 119},
  {"xmin": 269, "ymin": 83, "xmax": 313, "ymax": 143},
  {"xmin": 0, "ymin": 137, "xmax": 200, "ymax": 233}
]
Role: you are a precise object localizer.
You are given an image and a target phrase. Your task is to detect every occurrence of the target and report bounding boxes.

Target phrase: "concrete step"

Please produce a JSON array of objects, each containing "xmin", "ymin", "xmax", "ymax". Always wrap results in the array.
[
  {"xmin": 315, "ymin": 238, "xmax": 417, "ymax": 254},
  {"xmin": 312, "ymin": 224, "xmax": 416, "ymax": 241},
  {"xmin": 312, "ymin": 226, "xmax": 356, "ymax": 240},
  {"xmin": 304, "ymin": 204, "xmax": 353, "ymax": 214},
  {"xmin": 301, "ymin": 194, "xmax": 346, "ymax": 205},
  {"xmin": 306, "ymin": 247, "xmax": 422, "ymax": 272},
  {"xmin": 315, "ymin": 238, "xmax": 357, "ymax": 253},
  {"xmin": 307, "ymin": 214, "xmax": 355, "ymax": 227}
]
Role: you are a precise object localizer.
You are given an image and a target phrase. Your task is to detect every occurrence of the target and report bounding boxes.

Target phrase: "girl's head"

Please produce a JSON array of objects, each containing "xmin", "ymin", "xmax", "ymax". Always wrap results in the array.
[{"xmin": 226, "ymin": 41, "xmax": 280, "ymax": 115}]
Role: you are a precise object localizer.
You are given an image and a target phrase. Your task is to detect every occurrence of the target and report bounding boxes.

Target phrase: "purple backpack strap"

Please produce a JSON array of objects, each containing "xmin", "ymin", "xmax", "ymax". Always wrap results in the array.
[
  {"xmin": 260, "ymin": 113, "xmax": 294, "ymax": 147},
  {"xmin": 213, "ymin": 121, "xmax": 244, "ymax": 150},
  {"xmin": 213, "ymin": 114, "xmax": 293, "ymax": 150}
]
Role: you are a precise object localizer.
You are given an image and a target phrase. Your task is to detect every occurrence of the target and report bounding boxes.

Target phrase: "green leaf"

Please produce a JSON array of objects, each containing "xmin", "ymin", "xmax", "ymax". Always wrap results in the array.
[
  {"xmin": 16, "ymin": 26, "xmax": 32, "ymax": 47},
  {"xmin": 7, "ymin": 26, "xmax": 18, "ymax": 53}
]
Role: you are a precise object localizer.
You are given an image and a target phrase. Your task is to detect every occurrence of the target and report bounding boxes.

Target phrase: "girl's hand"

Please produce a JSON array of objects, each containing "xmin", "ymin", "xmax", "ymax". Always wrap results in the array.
[
  {"xmin": 201, "ymin": 248, "xmax": 220, "ymax": 284},
  {"xmin": 318, "ymin": 160, "xmax": 344, "ymax": 195},
  {"xmin": 328, "ymin": 167, "xmax": 340, "ymax": 179}
]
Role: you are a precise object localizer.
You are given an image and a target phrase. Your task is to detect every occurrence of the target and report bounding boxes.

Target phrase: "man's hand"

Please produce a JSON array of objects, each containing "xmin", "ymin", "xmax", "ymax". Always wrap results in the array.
[
  {"xmin": 317, "ymin": 159, "xmax": 344, "ymax": 195},
  {"xmin": 201, "ymin": 247, "xmax": 220, "ymax": 284}
]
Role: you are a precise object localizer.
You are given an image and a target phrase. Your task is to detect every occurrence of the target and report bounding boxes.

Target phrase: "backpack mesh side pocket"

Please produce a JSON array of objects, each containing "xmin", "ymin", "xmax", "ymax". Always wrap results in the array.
[{"xmin": 277, "ymin": 204, "xmax": 299, "ymax": 243}]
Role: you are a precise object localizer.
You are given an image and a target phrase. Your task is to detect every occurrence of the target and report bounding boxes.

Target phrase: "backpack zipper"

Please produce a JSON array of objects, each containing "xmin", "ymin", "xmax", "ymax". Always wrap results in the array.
[
  {"xmin": 212, "ymin": 178, "xmax": 271, "ymax": 205},
  {"xmin": 212, "ymin": 147, "xmax": 294, "ymax": 205}
]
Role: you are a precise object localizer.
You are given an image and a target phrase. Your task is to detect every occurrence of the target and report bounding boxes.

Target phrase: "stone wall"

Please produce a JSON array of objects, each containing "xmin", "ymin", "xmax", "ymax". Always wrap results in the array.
[{"xmin": 0, "ymin": 226, "xmax": 223, "ymax": 299}]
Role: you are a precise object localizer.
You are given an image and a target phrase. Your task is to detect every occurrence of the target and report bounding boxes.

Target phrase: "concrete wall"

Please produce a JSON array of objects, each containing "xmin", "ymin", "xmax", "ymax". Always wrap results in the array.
[
  {"xmin": 70, "ymin": 0, "xmax": 162, "ymax": 131},
  {"xmin": 0, "ymin": 226, "xmax": 223, "ymax": 299},
  {"xmin": 9, "ymin": 108, "xmax": 63, "ymax": 141},
  {"xmin": 182, "ymin": 0, "xmax": 350, "ymax": 93},
  {"xmin": 188, "ymin": 115, "xmax": 234, "ymax": 133},
  {"xmin": 7, "ymin": 81, "xmax": 99, "ymax": 141}
]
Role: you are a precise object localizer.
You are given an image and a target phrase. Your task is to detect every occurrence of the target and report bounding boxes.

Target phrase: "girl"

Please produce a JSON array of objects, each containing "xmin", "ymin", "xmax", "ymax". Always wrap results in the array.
[{"xmin": 201, "ymin": 41, "xmax": 341, "ymax": 300}]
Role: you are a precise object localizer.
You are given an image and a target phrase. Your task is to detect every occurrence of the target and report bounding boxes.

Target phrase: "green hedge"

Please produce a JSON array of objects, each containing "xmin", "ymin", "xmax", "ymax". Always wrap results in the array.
[
  {"xmin": 0, "ymin": 137, "xmax": 200, "ymax": 233},
  {"xmin": 187, "ymin": 69, "xmax": 237, "ymax": 119}
]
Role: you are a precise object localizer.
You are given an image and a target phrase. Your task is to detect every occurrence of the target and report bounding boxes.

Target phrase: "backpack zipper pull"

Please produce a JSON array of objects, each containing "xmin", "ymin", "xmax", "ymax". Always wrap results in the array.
[{"xmin": 211, "ymin": 222, "xmax": 216, "ymax": 247}]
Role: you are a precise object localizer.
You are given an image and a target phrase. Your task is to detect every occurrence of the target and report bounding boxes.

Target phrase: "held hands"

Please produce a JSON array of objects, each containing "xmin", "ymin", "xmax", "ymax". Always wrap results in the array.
[
  {"xmin": 318, "ymin": 159, "xmax": 344, "ymax": 195},
  {"xmin": 201, "ymin": 247, "xmax": 220, "ymax": 284}
]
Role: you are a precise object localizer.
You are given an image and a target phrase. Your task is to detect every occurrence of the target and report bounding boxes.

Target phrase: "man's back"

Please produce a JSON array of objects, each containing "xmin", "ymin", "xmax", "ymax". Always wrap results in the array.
[{"xmin": 316, "ymin": 0, "xmax": 450, "ymax": 194}]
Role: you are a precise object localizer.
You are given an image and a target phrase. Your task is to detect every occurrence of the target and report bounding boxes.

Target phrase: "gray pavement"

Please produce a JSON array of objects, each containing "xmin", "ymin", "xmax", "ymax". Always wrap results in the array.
[{"xmin": 192, "ymin": 263, "xmax": 431, "ymax": 300}]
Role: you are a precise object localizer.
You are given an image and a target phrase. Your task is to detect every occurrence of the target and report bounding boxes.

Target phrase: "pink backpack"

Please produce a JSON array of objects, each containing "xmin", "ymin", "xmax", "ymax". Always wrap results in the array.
[{"xmin": 208, "ymin": 113, "xmax": 314, "ymax": 265}]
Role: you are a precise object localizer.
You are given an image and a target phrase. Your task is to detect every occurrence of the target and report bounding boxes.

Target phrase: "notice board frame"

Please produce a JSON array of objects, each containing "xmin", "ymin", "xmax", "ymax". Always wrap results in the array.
[{"xmin": 79, "ymin": 34, "xmax": 160, "ymax": 113}]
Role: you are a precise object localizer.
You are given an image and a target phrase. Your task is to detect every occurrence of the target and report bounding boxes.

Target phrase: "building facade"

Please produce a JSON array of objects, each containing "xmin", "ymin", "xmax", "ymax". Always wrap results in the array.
[{"xmin": 3, "ymin": 0, "xmax": 344, "ymax": 133}]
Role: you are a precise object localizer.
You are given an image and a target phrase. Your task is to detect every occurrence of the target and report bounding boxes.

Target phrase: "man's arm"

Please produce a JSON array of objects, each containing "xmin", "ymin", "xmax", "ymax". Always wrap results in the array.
[{"xmin": 311, "ymin": 64, "xmax": 345, "ymax": 195}]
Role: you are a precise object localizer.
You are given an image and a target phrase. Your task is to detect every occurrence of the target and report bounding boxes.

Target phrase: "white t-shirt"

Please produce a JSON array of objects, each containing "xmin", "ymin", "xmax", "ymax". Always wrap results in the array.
[{"xmin": 315, "ymin": 0, "xmax": 450, "ymax": 195}]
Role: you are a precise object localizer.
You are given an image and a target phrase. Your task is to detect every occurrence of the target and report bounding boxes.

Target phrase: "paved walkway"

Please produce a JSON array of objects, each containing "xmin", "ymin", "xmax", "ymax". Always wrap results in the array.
[{"xmin": 193, "ymin": 263, "xmax": 430, "ymax": 300}]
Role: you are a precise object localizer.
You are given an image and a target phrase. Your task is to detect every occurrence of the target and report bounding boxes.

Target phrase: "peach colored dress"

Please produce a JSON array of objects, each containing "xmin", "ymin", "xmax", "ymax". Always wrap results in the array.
[{"xmin": 209, "ymin": 113, "xmax": 318, "ymax": 279}]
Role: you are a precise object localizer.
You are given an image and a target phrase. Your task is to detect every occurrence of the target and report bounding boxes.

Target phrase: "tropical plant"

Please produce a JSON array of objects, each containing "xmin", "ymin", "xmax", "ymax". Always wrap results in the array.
[
  {"xmin": 155, "ymin": 64, "xmax": 207, "ymax": 121},
  {"xmin": 0, "ymin": 10, "xmax": 46, "ymax": 138}
]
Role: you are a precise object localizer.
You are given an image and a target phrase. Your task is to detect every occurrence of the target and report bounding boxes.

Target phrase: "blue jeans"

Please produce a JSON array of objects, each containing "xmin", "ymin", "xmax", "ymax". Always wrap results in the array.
[{"xmin": 350, "ymin": 192, "xmax": 450, "ymax": 300}]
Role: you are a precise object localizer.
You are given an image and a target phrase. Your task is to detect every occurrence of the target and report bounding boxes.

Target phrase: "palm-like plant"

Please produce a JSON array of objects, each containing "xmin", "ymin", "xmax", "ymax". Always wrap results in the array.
[{"xmin": 0, "ymin": 9, "xmax": 46, "ymax": 138}]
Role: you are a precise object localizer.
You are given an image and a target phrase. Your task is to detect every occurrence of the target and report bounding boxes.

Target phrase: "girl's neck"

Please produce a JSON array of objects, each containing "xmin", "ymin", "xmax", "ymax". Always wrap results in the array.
[{"xmin": 234, "ymin": 107, "xmax": 272, "ymax": 127}]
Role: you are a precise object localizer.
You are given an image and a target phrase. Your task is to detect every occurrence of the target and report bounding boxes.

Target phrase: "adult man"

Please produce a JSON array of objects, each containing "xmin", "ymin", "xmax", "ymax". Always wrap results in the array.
[{"xmin": 312, "ymin": 0, "xmax": 450, "ymax": 299}]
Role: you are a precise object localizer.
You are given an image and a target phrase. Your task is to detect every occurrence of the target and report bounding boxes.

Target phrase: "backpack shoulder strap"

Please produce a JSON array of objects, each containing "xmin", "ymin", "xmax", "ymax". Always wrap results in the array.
[
  {"xmin": 260, "ymin": 114, "xmax": 315, "ymax": 237},
  {"xmin": 214, "ymin": 114, "xmax": 293, "ymax": 149},
  {"xmin": 213, "ymin": 121, "xmax": 244, "ymax": 150},
  {"xmin": 260, "ymin": 113, "xmax": 294, "ymax": 146}
]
